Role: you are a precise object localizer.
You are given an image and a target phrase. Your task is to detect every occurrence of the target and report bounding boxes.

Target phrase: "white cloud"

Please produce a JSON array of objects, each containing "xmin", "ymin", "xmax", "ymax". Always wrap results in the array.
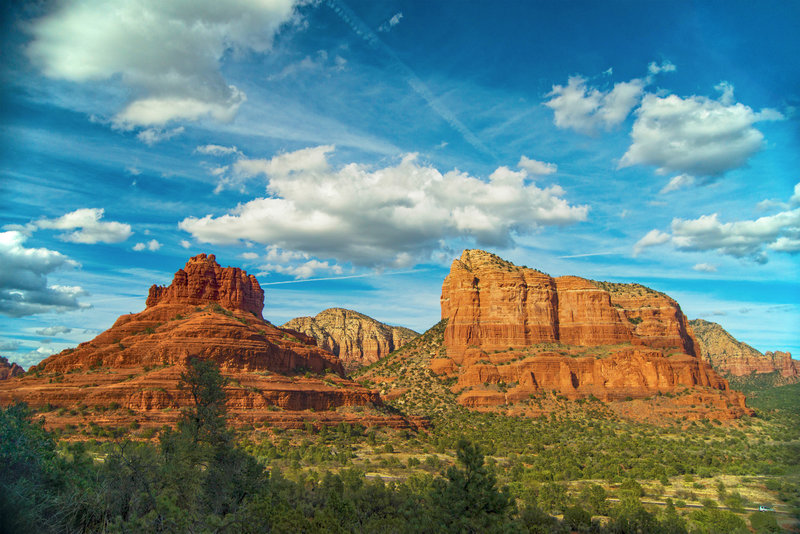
[
  {"xmin": 36, "ymin": 326, "xmax": 73, "ymax": 336},
  {"xmin": 180, "ymin": 240, "xmax": 192, "ymax": 249},
  {"xmin": 28, "ymin": 0, "xmax": 296, "ymax": 131},
  {"xmin": 378, "ymin": 12, "xmax": 403, "ymax": 32},
  {"xmin": 660, "ymin": 174, "xmax": 696, "ymax": 194},
  {"xmin": 619, "ymin": 87, "xmax": 783, "ymax": 177},
  {"xmin": 36, "ymin": 208, "xmax": 132, "ymax": 244},
  {"xmin": 233, "ymin": 145, "xmax": 334, "ymax": 178},
  {"xmin": 196, "ymin": 144, "xmax": 241, "ymax": 156},
  {"xmin": 136, "ymin": 126, "xmax": 185, "ymax": 145},
  {"xmin": 518, "ymin": 156, "xmax": 557, "ymax": 176},
  {"xmin": 180, "ymin": 147, "xmax": 589, "ymax": 266},
  {"xmin": 240, "ymin": 252, "xmax": 259, "ymax": 260},
  {"xmin": 0, "ymin": 231, "xmax": 88, "ymax": 317},
  {"xmin": 262, "ymin": 259, "xmax": 344, "ymax": 279},
  {"xmin": 669, "ymin": 210, "xmax": 799, "ymax": 261},
  {"xmin": 647, "ymin": 61, "xmax": 676, "ymax": 76},
  {"xmin": 545, "ymin": 75, "xmax": 645, "ymax": 134},
  {"xmin": 636, "ymin": 185, "xmax": 800, "ymax": 262},
  {"xmin": 133, "ymin": 239, "xmax": 161, "ymax": 252},
  {"xmin": 633, "ymin": 229, "xmax": 671, "ymax": 256},
  {"xmin": 692, "ymin": 263, "xmax": 717, "ymax": 273}
]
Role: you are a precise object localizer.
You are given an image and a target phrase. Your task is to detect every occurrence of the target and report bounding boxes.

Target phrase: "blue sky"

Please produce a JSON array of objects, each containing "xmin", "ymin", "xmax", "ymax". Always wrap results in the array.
[{"xmin": 1, "ymin": 0, "xmax": 798, "ymax": 368}]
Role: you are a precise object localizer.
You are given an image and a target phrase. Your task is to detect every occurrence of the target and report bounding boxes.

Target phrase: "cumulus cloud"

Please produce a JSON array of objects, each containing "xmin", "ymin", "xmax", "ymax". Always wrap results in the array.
[
  {"xmin": 261, "ymin": 259, "xmax": 344, "ymax": 279},
  {"xmin": 659, "ymin": 174, "xmax": 696, "ymax": 194},
  {"xmin": 180, "ymin": 240, "xmax": 192, "ymax": 249},
  {"xmin": 378, "ymin": 12, "xmax": 403, "ymax": 32},
  {"xmin": 28, "ymin": 0, "xmax": 296, "ymax": 133},
  {"xmin": 36, "ymin": 208, "xmax": 132, "ymax": 244},
  {"xmin": 0, "ymin": 231, "xmax": 88, "ymax": 317},
  {"xmin": 518, "ymin": 156, "xmax": 557, "ymax": 176},
  {"xmin": 180, "ymin": 147, "xmax": 589, "ymax": 266},
  {"xmin": 692, "ymin": 263, "xmax": 717, "ymax": 273},
  {"xmin": 633, "ymin": 229, "xmax": 671, "ymax": 256},
  {"xmin": 133, "ymin": 239, "xmax": 161, "ymax": 252},
  {"xmin": 545, "ymin": 75, "xmax": 646, "ymax": 134},
  {"xmin": 635, "ymin": 184, "xmax": 800, "ymax": 262},
  {"xmin": 619, "ymin": 86, "xmax": 783, "ymax": 177},
  {"xmin": 36, "ymin": 326, "xmax": 73, "ymax": 336}
]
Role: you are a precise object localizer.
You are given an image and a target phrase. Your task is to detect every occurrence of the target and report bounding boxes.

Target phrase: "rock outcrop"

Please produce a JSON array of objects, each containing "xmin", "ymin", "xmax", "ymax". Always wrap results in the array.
[
  {"xmin": 441, "ymin": 251, "xmax": 700, "ymax": 363},
  {"xmin": 282, "ymin": 308, "xmax": 418, "ymax": 372},
  {"xmin": 0, "ymin": 357, "xmax": 24, "ymax": 380},
  {"xmin": 435, "ymin": 250, "xmax": 750, "ymax": 420},
  {"xmin": 0, "ymin": 255, "xmax": 419, "ymax": 430},
  {"xmin": 146, "ymin": 253, "xmax": 264, "ymax": 318},
  {"xmin": 691, "ymin": 319, "xmax": 799, "ymax": 378}
]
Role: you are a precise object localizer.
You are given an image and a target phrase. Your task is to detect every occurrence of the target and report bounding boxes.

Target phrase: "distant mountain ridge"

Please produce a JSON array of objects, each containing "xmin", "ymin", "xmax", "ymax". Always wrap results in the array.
[
  {"xmin": 282, "ymin": 308, "xmax": 419, "ymax": 373},
  {"xmin": 690, "ymin": 318, "xmax": 799, "ymax": 381}
]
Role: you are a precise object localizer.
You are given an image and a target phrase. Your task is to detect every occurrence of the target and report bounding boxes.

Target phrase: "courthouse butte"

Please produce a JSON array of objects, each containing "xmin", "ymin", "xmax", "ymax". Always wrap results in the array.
[
  {"xmin": 0, "ymin": 254, "xmax": 417, "ymax": 430},
  {"xmin": 364, "ymin": 250, "xmax": 751, "ymax": 422}
]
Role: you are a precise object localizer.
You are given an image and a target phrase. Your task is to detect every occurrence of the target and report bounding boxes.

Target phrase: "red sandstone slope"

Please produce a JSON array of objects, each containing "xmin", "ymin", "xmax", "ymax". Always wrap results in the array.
[
  {"xmin": 0, "ymin": 254, "xmax": 418, "ymax": 430},
  {"xmin": 435, "ymin": 250, "xmax": 750, "ymax": 420}
]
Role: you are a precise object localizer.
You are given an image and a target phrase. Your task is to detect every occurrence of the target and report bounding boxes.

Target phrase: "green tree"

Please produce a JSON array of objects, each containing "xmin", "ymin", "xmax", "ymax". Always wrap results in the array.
[{"xmin": 430, "ymin": 438, "xmax": 514, "ymax": 533}]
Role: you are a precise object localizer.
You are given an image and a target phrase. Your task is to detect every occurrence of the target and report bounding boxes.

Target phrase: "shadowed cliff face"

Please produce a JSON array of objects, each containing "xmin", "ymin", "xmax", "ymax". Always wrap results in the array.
[
  {"xmin": 0, "ymin": 357, "xmax": 24, "ymax": 380},
  {"xmin": 436, "ymin": 250, "xmax": 750, "ymax": 420},
  {"xmin": 283, "ymin": 308, "xmax": 419, "ymax": 373},
  {"xmin": 691, "ymin": 318, "xmax": 799, "ymax": 379},
  {"xmin": 0, "ymin": 255, "xmax": 422, "ymax": 430}
]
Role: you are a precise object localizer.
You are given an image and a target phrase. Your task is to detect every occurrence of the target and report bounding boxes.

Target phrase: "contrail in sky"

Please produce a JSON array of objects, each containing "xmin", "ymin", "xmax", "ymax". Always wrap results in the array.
[
  {"xmin": 557, "ymin": 252, "xmax": 620, "ymax": 259},
  {"xmin": 324, "ymin": 0, "xmax": 496, "ymax": 160},
  {"xmin": 259, "ymin": 268, "xmax": 429, "ymax": 285}
]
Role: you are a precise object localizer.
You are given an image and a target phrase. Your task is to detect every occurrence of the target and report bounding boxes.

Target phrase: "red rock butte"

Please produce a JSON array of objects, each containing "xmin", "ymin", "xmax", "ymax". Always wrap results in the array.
[
  {"xmin": 435, "ymin": 250, "xmax": 750, "ymax": 420},
  {"xmin": 0, "ymin": 254, "xmax": 421, "ymax": 430},
  {"xmin": 146, "ymin": 253, "xmax": 265, "ymax": 319}
]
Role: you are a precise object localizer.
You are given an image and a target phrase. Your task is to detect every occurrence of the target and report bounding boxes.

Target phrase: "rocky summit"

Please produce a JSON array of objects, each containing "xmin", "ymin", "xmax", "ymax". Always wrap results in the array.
[
  {"xmin": 431, "ymin": 250, "xmax": 750, "ymax": 421},
  {"xmin": 282, "ymin": 308, "xmax": 418, "ymax": 373},
  {"xmin": 0, "ymin": 254, "xmax": 419, "ymax": 430},
  {"xmin": 0, "ymin": 356, "xmax": 24, "ymax": 380},
  {"xmin": 691, "ymin": 318, "xmax": 799, "ymax": 379}
]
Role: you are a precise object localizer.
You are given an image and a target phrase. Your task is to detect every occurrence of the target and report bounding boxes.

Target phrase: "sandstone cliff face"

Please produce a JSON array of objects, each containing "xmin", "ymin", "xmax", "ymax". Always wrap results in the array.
[
  {"xmin": 442, "ymin": 250, "xmax": 699, "ymax": 361},
  {"xmin": 0, "ymin": 255, "xmax": 416, "ymax": 429},
  {"xmin": 282, "ymin": 308, "xmax": 418, "ymax": 372},
  {"xmin": 0, "ymin": 357, "xmax": 24, "ymax": 380},
  {"xmin": 146, "ymin": 253, "xmax": 264, "ymax": 319},
  {"xmin": 436, "ymin": 250, "xmax": 750, "ymax": 420},
  {"xmin": 691, "ymin": 319, "xmax": 799, "ymax": 378}
]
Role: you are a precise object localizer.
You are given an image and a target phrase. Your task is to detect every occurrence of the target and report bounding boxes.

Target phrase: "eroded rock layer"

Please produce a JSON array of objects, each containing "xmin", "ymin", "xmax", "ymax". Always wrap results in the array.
[
  {"xmin": 282, "ymin": 308, "xmax": 418, "ymax": 372},
  {"xmin": 691, "ymin": 318, "xmax": 799, "ymax": 378},
  {"xmin": 0, "ymin": 255, "xmax": 416, "ymax": 429},
  {"xmin": 436, "ymin": 250, "xmax": 750, "ymax": 420},
  {"xmin": 0, "ymin": 357, "xmax": 24, "ymax": 380}
]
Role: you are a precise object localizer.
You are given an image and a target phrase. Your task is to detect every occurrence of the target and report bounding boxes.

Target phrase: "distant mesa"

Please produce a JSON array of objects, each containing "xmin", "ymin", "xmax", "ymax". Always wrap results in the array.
[
  {"xmin": 0, "ymin": 357, "xmax": 24, "ymax": 380},
  {"xmin": 0, "ymin": 254, "xmax": 420, "ymax": 430},
  {"xmin": 691, "ymin": 318, "xmax": 799, "ymax": 381},
  {"xmin": 282, "ymin": 308, "xmax": 418, "ymax": 373},
  {"xmin": 362, "ymin": 249, "xmax": 752, "ymax": 423}
]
